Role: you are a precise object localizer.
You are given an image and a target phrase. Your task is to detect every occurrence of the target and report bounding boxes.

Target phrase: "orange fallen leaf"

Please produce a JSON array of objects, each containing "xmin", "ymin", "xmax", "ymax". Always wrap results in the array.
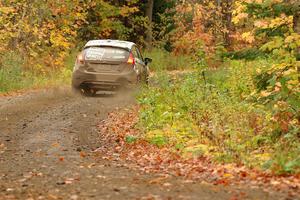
[
  {"xmin": 149, "ymin": 177, "xmax": 168, "ymax": 184},
  {"xmin": 52, "ymin": 143, "xmax": 60, "ymax": 147},
  {"xmin": 163, "ymin": 182, "xmax": 172, "ymax": 187},
  {"xmin": 88, "ymin": 163, "xmax": 96, "ymax": 168},
  {"xmin": 80, "ymin": 152, "xmax": 86, "ymax": 158},
  {"xmin": 223, "ymin": 173, "xmax": 233, "ymax": 178}
]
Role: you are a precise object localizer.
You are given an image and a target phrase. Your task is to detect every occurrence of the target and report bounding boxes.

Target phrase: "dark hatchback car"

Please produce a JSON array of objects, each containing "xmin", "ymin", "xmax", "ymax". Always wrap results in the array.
[{"xmin": 72, "ymin": 40, "xmax": 152, "ymax": 95}]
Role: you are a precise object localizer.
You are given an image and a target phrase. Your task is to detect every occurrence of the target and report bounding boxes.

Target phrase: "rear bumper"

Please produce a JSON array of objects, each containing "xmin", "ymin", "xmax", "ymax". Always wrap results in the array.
[{"xmin": 72, "ymin": 69, "xmax": 137, "ymax": 89}]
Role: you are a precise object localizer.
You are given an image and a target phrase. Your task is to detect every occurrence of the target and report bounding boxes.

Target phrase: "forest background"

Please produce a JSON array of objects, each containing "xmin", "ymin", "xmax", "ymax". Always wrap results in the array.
[{"xmin": 0, "ymin": 0, "xmax": 299, "ymax": 174}]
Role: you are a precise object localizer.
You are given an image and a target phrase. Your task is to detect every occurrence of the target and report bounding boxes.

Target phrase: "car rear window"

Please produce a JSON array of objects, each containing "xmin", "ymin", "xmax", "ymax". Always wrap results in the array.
[{"xmin": 85, "ymin": 47, "xmax": 129, "ymax": 61}]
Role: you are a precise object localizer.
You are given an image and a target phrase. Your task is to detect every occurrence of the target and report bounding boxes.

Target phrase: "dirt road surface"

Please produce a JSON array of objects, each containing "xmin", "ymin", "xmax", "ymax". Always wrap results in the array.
[{"xmin": 0, "ymin": 88, "xmax": 292, "ymax": 200}]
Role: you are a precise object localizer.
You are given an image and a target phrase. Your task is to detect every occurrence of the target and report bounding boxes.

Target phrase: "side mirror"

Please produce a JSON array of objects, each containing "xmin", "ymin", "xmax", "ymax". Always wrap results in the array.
[{"xmin": 144, "ymin": 57, "xmax": 152, "ymax": 65}]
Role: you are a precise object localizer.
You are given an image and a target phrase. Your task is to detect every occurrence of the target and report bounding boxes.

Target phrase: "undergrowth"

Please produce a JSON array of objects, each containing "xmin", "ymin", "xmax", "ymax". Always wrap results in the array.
[
  {"xmin": 137, "ymin": 58, "xmax": 300, "ymax": 174},
  {"xmin": 0, "ymin": 51, "xmax": 74, "ymax": 93},
  {"xmin": 143, "ymin": 48, "xmax": 193, "ymax": 71}
]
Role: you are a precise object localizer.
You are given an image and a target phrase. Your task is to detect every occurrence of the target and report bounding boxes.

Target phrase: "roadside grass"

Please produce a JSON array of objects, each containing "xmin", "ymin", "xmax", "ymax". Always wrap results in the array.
[
  {"xmin": 137, "ymin": 58, "xmax": 300, "ymax": 174},
  {"xmin": 0, "ymin": 51, "xmax": 75, "ymax": 94},
  {"xmin": 143, "ymin": 48, "xmax": 194, "ymax": 71}
]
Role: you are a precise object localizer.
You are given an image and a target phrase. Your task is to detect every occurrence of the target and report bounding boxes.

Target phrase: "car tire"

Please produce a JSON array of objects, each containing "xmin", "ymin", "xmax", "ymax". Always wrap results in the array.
[
  {"xmin": 72, "ymin": 86, "xmax": 96, "ymax": 97},
  {"xmin": 82, "ymin": 88, "xmax": 96, "ymax": 97}
]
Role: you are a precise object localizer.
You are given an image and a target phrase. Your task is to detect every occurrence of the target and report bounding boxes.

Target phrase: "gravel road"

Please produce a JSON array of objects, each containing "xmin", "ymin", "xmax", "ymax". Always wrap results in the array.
[{"xmin": 0, "ymin": 88, "xmax": 289, "ymax": 200}]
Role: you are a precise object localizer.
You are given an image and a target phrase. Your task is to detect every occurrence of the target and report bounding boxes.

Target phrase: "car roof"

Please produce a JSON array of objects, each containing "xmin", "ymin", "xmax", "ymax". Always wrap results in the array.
[{"xmin": 84, "ymin": 40, "xmax": 135, "ymax": 50}]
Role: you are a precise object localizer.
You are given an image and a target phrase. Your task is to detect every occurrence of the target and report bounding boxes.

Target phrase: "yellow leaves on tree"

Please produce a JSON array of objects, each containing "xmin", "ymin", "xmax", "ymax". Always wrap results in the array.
[
  {"xmin": 269, "ymin": 15, "xmax": 293, "ymax": 29},
  {"xmin": 0, "ymin": 1, "xmax": 87, "ymax": 70},
  {"xmin": 241, "ymin": 32, "xmax": 255, "ymax": 44},
  {"xmin": 120, "ymin": 6, "xmax": 139, "ymax": 17},
  {"xmin": 232, "ymin": 2, "xmax": 248, "ymax": 25},
  {"xmin": 172, "ymin": 3, "xmax": 215, "ymax": 56}
]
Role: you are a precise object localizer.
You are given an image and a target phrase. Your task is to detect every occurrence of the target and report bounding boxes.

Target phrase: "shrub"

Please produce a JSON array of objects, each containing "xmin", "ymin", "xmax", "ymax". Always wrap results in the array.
[
  {"xmin": 0, "ymin": 52, "xmax": 25, "ymax": 92},
  {"xmin": 137, "ymin": 58, "xmax": 300, "ymax": 174},
  {"xmin": 222, "ymin": 48, "xmax": 267, "ymax": 60},
  {"xmin": 0, "ymin": 51, "xmax": 73, "ymax": 93},
  {"xmin": 143, "ymin": 48, "xmax": 194, "ymax": 71}
]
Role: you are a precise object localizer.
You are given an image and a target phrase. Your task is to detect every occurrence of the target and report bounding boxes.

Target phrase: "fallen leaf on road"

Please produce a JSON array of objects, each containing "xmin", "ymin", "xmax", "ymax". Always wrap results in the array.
[
  {"xmin": 64, "ymin": 178, "xmax": 75, "ymax": 184},
  {"xmin": 70, "ymin": 195, "xmax": 78, "ymax": 200},
  {"xmin": 97, "ymin": 106, "xmax": 300, "ymax": 197},
  {"xmin": 52, "ymin": 143, "xmax": 60, "ymax": 147},
  {"xmin": 163, "ymin": 182, "xmax": 172, "ymax": 187},
  {"xmin": 80, "ymin": 152, "xmax": 86, "ymax": 158},
  {"xmin": 48, "ymin": 194, "xmax": 58, "ymax": 199},
  {"xmin": 88, "ymin": 163, "xmax": 96, "ymax": 168},
  {"xmin": 223, "ymin": 173, "xmax": 233, "ymax": 178},
  {"xmin": 149, "ymin": 177, "xmax": 168, "ymax": 184},
  {"xmin": 18, "ymin": 178, "xmax": 27, "ymax": 182},
  {"xmin": 97, "ymin": 175, "xmax": 106, "ymax": 179},
  {"xmin": 6, "ymin": 188, "xmax": 14, "ymax": 192}
]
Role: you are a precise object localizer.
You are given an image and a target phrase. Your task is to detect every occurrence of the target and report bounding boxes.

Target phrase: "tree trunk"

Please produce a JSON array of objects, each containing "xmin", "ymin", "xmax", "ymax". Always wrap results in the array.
[
  {"xmin": 146, "ymin": 0, "xmax": 154, "ymax": 49},
  {"xmin": 222, "ymin": 0, "xmax": 233, "ymax": 48}
]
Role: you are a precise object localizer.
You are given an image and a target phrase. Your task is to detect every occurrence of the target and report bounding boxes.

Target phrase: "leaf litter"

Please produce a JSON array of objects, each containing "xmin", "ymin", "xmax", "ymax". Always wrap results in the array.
[{"xmin": 96, "ymin": 106, "xmax": 300, "ymax": 198}]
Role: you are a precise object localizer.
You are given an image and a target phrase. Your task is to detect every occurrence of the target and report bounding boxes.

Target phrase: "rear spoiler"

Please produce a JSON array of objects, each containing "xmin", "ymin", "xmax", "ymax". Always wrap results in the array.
[{"xmin": 83, "ymin": 45, "xmax": 131, "ymax": 52}]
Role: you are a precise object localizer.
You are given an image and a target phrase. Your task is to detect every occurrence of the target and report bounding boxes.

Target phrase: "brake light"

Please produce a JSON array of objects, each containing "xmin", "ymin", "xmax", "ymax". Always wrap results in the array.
[
  {"xmin": 127, "ymin": 52, "xmax": 135, "ymax": 65},
  {"xmin": 77, "ymin": 53, "xmax": 85, "ymax": 64}
]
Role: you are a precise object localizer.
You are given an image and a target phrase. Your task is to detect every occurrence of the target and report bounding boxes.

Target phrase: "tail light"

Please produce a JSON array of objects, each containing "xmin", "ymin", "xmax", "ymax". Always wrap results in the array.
[
  {"xmin": 127, "ymin": 52, "xmax": 135, "ymax": 65},
  {"xmin": 77, "ymin": 53, "xmax": 85, "ymax": 64}
]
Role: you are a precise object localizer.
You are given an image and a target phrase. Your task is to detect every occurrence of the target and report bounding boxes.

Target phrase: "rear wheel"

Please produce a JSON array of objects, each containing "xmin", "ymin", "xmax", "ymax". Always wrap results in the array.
[
  {"xmin": 73, "ymin": 85, "xmax": 96, "ymax": 97},
  {"xmin": 82, "ymin": 88, "xmax": 96, "ymax": 97}
]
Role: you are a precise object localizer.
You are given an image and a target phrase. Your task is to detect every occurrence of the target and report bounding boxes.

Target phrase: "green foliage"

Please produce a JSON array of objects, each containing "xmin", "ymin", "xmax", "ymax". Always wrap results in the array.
[
  {"xmin": 125, "ymin": 135, "xmax": 138, "ymax": 144},
  {"xmin": 77, "ymin": 0, "xmax": 142, "ymax": 42},
  {"xmin": 137, "ymin": 58, "xmax": 300, "ymax": 174},
  {"xmin": 222, "ymin": 48, "xmax": 267, "ymax": 60},
  {"xmin": 245, "ymin": 2, "xmax": 297, "ymax": 18},
  {"xmin": 146, "ymin": 130, "xmax": 168, "ymax": 147},
  {"xmin": 143, "ymin": 48, "xmax": 193, "ymax": 71},
  {"xmin": 231, "ymin": 1, "xmax": 300, "ymax": 161},
  {"xmin": 0, "ymin": 52, "xmax": 24, "ymax": 92},
  {"xmin": 265, "ymin": 146, "xmax": 300, "ymax": 174},
  {"xmin": 0, "ymin": 51, "xmax": 72, "ymax": 93},
  {"xmin": 152, "ymin": 0, "xmax": 176, "ymax": 50}
]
